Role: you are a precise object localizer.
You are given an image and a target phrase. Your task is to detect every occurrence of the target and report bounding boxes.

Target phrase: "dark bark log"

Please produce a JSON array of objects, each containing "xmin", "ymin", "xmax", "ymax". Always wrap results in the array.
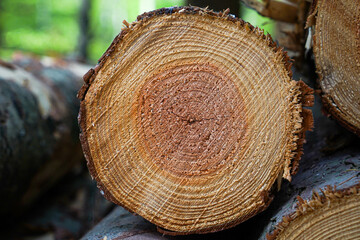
[
  {"xmin": 81, "ymin": 207, "xmax": 161, "ymax": 240},
  {"xmin": 0, "ymin": 58, "xmax": 85, "ymax": 216},
  {"xmin": 1, "ymin": 169, "xmax": 113, "ymax": 240}
]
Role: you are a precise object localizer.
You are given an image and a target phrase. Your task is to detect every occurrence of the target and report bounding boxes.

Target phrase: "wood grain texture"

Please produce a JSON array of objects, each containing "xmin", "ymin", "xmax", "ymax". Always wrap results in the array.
[
  {"xmin": 79, "ymin": 6, "xmax": 314, "ymax": 234},
  {"xmin": 307, "ymin": 0, "xmax": 360, "ymax": 135}
]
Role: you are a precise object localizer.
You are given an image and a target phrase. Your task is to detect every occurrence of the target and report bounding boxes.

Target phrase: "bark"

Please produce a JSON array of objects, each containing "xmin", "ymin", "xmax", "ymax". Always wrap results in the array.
[
  {"xmin": 0, "ymin": 58, "xmax": 84, "ymax": 216},
  {"xmin": 81, "ymin": 207, "xmax": 161, "ymax": 240},
  {"xmin": 79, "ymin": 6, "xmax": 313, "ymax": 234}
]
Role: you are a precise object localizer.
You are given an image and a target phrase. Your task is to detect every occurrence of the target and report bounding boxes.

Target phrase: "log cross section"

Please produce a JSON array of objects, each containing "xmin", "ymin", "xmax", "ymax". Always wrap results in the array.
[{"xmin": 78, "ymin": 6, "xmax": 313, "ymax": 234}]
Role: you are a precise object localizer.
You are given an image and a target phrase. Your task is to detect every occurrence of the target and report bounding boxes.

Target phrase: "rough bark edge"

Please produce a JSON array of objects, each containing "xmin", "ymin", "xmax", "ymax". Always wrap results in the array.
[
  {"xmin": 305, "ymin": 0, "xmax": 360, "ymax": 136},
  {"xmin": 266, "ymin": 182, "xmax": 360, "ymax": 240},
  {"xmin": 290, "ymin": 81, "xmax": 314, "ymax": 176},
  {"xmin": 77, "ymin": 6, "xmax": 313, "ymax": 234}
]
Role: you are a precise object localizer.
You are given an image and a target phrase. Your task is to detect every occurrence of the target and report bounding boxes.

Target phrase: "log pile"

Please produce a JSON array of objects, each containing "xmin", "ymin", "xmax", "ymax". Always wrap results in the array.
[
  {"xmin": 79, "ymin": 3, "xmax": 359, "ymax": 239},
  {"xmin": 1, "ymin": 0, "xmax": 358, "ymax": 239}
]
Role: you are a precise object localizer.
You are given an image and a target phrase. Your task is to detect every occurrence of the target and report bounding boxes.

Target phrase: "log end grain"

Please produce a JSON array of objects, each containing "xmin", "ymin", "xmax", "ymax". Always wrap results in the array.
[
  {"xmin": 307, "ymin": 0, "xmax": 360, "ymax": 136},
  {"xmin": 267, "ymin": 184, "xmax": 360, "ymax": 240},
  {"xmin": 78, "ymin": 6, "xmax": 313, "ymax": 234}
]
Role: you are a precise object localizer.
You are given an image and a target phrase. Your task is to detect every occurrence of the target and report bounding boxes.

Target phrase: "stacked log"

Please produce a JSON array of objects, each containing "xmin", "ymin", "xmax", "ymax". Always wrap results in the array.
[
  {"xmin": 306, "ymin": 0, "xmax": 360, "ymax": 135},
  {"xmin": 0, "ymin": 58, "xmax": 85, "ymax": 215},
  {"xmin": 78, "ymin": 6, "xmax": 314, "ymax": 234}
]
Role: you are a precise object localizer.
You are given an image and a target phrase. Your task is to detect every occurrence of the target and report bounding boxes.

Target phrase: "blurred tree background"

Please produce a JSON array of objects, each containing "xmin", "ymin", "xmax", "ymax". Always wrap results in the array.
[{"xmin": 0, "ymin": 0, "xmax": 274, "ymax": 63}]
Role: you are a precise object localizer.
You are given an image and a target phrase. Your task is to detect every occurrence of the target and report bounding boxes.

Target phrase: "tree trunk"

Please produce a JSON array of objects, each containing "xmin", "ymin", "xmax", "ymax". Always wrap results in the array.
[
  {"xmin": 0, "ymin": 58, "xmax": 84, "ymax": 216},
  {"xmin": 78, "ymin": 6, "xmax": 313, "ymax": 234},
  {"xmin": 306, "ymin": 0, "xmax": 360, "ymax": 136}
]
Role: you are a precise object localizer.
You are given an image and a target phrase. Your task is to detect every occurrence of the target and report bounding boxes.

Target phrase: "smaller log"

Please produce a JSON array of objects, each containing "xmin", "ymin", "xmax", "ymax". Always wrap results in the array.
[
  {"xmin": 259, "ymin": 93, "xmax": 360, "ymax": 239},
  {"xmin": 0, "ymin": 58, "xmax": 85, "ymax": 216},
  {"xmin": 240, "ymin": 0, "xmax": 300, "ymax": 23},
  {"xmin": 306, "ymin": 0, "xmax": 360, "ymax": 136},
  {"xmin": 267, "ymin": 183, "xmax": 360, "ymax": 240}
]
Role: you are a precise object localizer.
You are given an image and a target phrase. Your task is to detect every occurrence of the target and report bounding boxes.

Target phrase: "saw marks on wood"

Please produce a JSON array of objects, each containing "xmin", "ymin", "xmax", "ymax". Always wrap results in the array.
[{"xmin": 79, "ymin": 7, "xmax": 313, "ymax": 234}]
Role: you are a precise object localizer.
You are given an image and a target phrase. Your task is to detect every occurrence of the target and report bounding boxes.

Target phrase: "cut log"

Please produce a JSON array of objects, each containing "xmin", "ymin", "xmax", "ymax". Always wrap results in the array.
[
  {"xmin": 306, "ymin": 0, "xmax": 360, "ymax": 136},
  {"xmin": 264, "ymin": 147, "xmax": 360, "ymax": 240},
  {"xmin": 0, "ymin": 58, "xmax": 84, "ymax": 216},
  {"xmin": 78, "ymin": 6, "xmax": 314, "ymax": 234},
  {"xmin": 81, "ymin": 67, "xmax": 357, "ymax": 240}
]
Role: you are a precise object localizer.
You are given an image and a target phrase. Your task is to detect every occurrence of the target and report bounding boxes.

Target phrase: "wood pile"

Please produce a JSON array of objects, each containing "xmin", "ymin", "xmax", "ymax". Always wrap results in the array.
[{"xmin": 1, "ymin": 1, "xmax": 359, "ymax": 239}]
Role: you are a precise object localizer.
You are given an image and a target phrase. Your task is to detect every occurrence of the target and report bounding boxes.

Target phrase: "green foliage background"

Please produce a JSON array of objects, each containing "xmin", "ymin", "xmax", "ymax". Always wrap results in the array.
[{"xmin": 0, "ymin": 0, "xmax": 273, "ymax": 63}]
